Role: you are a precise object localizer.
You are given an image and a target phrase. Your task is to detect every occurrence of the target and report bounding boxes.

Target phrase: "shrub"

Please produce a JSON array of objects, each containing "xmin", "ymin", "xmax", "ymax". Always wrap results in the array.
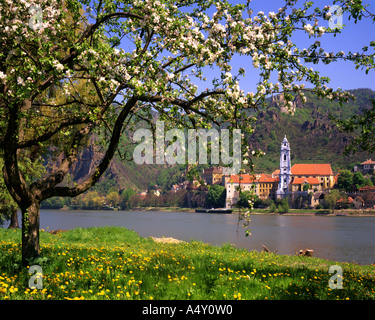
[
  {"xmin": 268, "ymin": 203, "xmax": 277, "ymax": 213},
  {"xmin": 278, "ymin": 198, "xmax": 290, "ymax": 213}
]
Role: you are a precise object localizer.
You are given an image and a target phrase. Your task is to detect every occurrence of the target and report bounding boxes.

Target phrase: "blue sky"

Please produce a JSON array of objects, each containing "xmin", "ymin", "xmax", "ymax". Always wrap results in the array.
[
  {"xmin": 115, "ymin": 0, "xmax": 374, "ymax": 94},
  {"xmin": 235, "ymin": 0, "xmax": 375, "ymax": 92}
]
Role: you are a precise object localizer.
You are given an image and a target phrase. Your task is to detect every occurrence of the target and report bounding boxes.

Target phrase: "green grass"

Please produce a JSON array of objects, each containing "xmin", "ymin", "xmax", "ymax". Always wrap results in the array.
[{"xmin": 0, "ymin": 226, "xmax": 374, "ymax": 300}]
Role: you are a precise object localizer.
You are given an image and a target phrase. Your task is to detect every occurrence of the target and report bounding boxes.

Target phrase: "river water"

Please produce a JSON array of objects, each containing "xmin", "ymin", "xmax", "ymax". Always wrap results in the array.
[{"xmin": 29, "ymin": 209, "xmax": 375, "ymax": 265}]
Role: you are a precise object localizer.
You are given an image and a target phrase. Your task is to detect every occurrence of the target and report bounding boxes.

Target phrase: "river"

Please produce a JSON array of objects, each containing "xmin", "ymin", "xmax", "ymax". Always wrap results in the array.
[{"xmin": 8, "ymin": 209, "xmax": 375, "ymax": 265}]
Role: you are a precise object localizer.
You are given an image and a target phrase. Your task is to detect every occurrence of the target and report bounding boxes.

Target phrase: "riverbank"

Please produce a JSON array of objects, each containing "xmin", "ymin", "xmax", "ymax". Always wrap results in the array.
[
  {"xmin": 129, "ymin": 206, "xmax": 375, "ymax": 216},
  {"xmin": 237, "ymin": 208, "xmax": 375, "ymax": 217},
  {"xmin": 0, "ymin": 226, "xmax": 374, "ymax": 300},
  {"xmin": 53, "ymin": 205, "xmax": 375, "ymax": 216}
]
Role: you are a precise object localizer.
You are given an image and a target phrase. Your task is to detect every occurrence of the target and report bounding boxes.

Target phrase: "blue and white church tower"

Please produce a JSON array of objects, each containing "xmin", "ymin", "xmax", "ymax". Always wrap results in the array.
[{"xmin": 276, "ymin": 136, "xmax": 292, "ymax": 199}]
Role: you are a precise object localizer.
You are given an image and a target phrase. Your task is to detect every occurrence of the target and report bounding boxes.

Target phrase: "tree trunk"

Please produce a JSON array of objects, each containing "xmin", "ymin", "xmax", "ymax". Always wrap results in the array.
[
  {"xmin": 7, "ymin": 206, "xmax": 19, "ymax": 229},
  {"xmin": 21, "ymin": 201, "xmax": 40, "ymax": 265}
]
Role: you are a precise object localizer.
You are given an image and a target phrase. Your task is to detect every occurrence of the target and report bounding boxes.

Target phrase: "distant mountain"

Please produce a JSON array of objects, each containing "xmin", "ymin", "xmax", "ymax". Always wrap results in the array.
[
  {"xmin": 67, "ymin": 131, "xmax": 187, "ymax": 195},
  {"xmin": 249, "ymin": 88, "xmax": 375, "ymax": 173},
  {"xmin": 68, "ymin": 138, "xmax": 175, "ymax": 194}
]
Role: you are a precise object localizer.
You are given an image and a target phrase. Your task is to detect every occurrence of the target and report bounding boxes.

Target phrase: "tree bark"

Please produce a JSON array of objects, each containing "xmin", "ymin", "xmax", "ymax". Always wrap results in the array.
[
  {"xmin": 7, "ymin": 206, "xmax": 19, "ymax": 229},
  {"xmin": 21, "ymin": 201, "xmax": 40, "ymax": 265}
]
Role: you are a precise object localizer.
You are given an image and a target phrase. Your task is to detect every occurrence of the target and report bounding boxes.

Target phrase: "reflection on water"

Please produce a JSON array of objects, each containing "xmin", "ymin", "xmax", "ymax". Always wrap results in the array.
[{"xmin": 24, "ymin": 210, "xmax": 375, "ymax": 265}]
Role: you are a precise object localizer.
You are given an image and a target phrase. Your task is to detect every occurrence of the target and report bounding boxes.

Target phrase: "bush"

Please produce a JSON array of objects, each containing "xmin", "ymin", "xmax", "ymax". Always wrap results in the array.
[
  {"xmin": 278, "ymin": 198, "xmax": 290, "ymax": 213},
  {"xmin": 268, "ymin": 202, "xmax": 276, "ymax": 213},
  {"xmin": 41, "ymin": 197, "xmax": 65, "ymax": 209},
  {"xmin": 236, "ymin": 191, "xmax": 254, "ymax": 208},
  {"xmin": 254, "ymin": 197, "xmax": 273, "ymax": 208},
  {"xmin": 206, "ymin": 185, "xmax": 226, "ymax": 208},
  {"xmin": 120, "ymin": 188, "xmax": 137, "ymax": 209}
]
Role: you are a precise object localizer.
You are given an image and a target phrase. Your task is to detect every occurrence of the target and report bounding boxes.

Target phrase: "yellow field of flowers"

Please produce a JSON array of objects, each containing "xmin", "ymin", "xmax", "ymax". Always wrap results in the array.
[{"xmin": 0, "ymin": 226, "xmax": 374, "ymax": 300}]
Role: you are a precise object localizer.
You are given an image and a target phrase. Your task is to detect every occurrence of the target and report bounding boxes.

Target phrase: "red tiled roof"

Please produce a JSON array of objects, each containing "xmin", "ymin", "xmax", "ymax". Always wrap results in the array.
[
  {"xmin": 258, "ymin": 174, "xmax": 278, "ymax": 183},
  {"xmin": 204, "ymin": 167, "xmax": 223, "ymax": 174},
  {"xmin": 354, "ymin": 196, "xmax": 364, "ymax": 203},
  {"xmin": 228, "ymin": 173, "xmax": 278, "ymax": 184},
  {"xmin": 291, "ymin": 177, "xmax": 320, "ymax": 185},
  {"xmin": 359, "ymin": 185, "xmax": 375, "ymax": 191},
  {"xmin": 361, "ymin": 159, "xmax": 375, "ymax": 165},
  {"xmin": 291, "ymin": 164, "xmax": 333, "ymax": 176},
  {"xmin": 227, "ymin": 174, "xmax": 257, "ymax": 184},
  {"xmin": 337, "ymin": 197, "xmax": 353, "ymax": 204}
]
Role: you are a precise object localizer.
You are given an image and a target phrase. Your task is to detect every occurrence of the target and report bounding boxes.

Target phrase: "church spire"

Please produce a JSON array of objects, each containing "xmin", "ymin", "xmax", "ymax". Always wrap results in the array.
[{"xmin": 276, "ymin": 136, "xmax": 292, "ymax": 199}]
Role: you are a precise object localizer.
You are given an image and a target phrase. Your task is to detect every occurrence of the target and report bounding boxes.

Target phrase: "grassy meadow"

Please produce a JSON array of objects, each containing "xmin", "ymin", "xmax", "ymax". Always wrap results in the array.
[{"xmin": 0, "ymin": 226, "xmax": 374, "ymax": 300}]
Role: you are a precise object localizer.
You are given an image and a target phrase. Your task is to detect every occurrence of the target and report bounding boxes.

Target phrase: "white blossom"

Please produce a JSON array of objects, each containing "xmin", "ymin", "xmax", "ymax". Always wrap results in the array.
[
  {"xmin": 318, "ymin": 26, "xmax": 326, "ymax": 35},
  {"xmin": 52, "ymin": 60, "xmax": 64, "ymax": 71},
  {"xmin": 17, "ymin": 77, "xmax": 25, "ymax": 86},
  {"xmin": 268, "ymin": 12, "xmax": 277, "ymax": 19},
  {"xmin": 166, "ymin": 73, "xmax": 174, "ymax": 80},
  {"xmin": 303, "ymin": 24, "xmax": 314, "ymax": 36}
]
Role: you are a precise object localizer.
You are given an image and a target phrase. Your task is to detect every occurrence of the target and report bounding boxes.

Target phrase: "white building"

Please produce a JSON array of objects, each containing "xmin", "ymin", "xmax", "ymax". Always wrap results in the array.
[
  {"xmin": 276, "ymin": 135, "xmax": 292, "ymax": 199},
  {"xmin": 225, "ymin": 174, "xmax": 259, "ymax": 208}
]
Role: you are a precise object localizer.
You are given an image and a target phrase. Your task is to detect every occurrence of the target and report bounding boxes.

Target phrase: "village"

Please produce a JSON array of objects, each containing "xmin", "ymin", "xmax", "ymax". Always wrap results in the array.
[
  {"xmin": 43, "ymin": 136, "xmax": 375, "ymax": 212},
  {"xmin": 162, "ymin": 136, "xmax": 375, "ymax": 211}
]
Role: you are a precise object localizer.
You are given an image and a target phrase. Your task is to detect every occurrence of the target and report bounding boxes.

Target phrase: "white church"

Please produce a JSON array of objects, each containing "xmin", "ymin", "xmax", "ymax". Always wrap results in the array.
[
  {"xmin": 276, "ymin": 136, "xmax": 292, "ymax": 199},
  {"xmin": 225, "ymin": 136, "xmax": 336, "ymax": 208}
]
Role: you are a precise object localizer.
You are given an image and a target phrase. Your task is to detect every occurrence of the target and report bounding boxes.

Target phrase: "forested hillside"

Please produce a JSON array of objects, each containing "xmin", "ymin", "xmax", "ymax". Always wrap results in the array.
[{"xmin": 250, "ymin": 88, "xmax": 375, "ymax": 173}]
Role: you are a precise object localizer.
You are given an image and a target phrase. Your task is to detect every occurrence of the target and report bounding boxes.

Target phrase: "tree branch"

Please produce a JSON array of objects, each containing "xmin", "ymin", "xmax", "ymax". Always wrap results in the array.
[
  {"xmin": 79, "ymin": 11, "xmax": 144, "ymax": 44},
  {"xmin": 17, "ymin": 116, "xmax": 91, "ymax": 149},
  {"xmin": 40, "ymin": 97, "xmax": 138, "ymax": 199}
]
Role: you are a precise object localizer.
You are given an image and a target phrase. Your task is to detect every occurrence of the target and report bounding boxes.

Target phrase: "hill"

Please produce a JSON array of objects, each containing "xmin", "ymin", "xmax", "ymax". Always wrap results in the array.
[
  {"xmin": 68, "ymin": 133, "xmax": 188, "ymax": 195},
  {"xmin": 249, "ymin": 88, "xmax": 375, "ymax": 173}
]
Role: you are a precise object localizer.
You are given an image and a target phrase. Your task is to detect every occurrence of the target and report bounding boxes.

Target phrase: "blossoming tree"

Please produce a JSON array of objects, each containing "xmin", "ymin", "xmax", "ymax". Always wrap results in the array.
[{"xmin": 0, "ymin": 0, "xmax": 373, "ymax": 264}]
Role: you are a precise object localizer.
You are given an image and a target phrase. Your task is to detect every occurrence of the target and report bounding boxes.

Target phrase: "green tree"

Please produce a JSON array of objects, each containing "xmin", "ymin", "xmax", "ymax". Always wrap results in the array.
[
  {"xmin": 206, "ymin": 184, "xmax": 226, "ymax": 208},
  {"xmin": 236, "ymin": 191, "xmax": 255, "ymax": 209},
  {"xmin": 85, "ymin": 191, "xmax": 104, "ymax": 209},
  {"xmin": 120, "ymin": 188, "xmax": 137, "ymax": 209},
  {"xmin": 364, "ymin": 177, "xmax": 373, "ymax": 187},
  {"xmin": 106, "ymin": 191, "xmax": 121, "ymax": 208},
  {"xmin": 268, "ymin": 202, "xmax": 277, "ymax": 213},
  {"xmin": 336, "ymin": 170, "xmax": 354, "ymax": 192},
  {"xmin": 277, "ymin": 198, "xmax": 290, "ymax": 213},
  {"xmin": 303, "ymin": 183, "xmax": 311, "ymax": 191},
  {"xmin": 254, "ymin": 197, "xmax": 273, "ymax": 208},
  {"xmin": 323, "ymin": 189, "xmax": 341, "ymax": 210},
  {"xmin": 40, "ymin": 197, "xmax": 65, "ymax": 209},
  {"xmin": 1, "ymin": 0, "xmax": 373, "ymax": 264},
  {"xmin": 352, "ymin": 172, "xmax": 366, "ymax": 190}
]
